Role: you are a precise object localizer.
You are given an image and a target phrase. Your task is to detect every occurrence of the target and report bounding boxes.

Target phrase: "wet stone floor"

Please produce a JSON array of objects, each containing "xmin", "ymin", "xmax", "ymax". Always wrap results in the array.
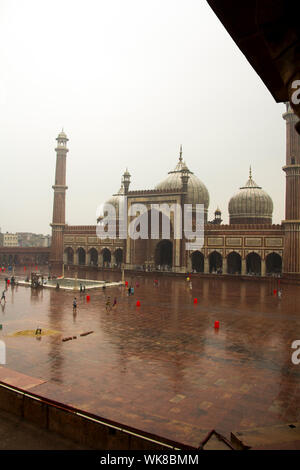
[{"xmin": 0, "ymin": 269, "xmax": 300, "ymax": 447}]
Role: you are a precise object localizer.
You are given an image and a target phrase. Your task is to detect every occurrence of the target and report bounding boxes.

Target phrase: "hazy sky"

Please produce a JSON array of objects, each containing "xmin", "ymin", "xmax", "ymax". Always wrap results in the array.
[{"xmin": 0, "ymin": 0, "xmax": 286, "ymax": 235}]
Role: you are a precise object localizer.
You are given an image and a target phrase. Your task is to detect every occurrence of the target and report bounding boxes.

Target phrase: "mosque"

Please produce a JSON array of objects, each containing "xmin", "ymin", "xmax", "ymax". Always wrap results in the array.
[{"xmin": 50, "ymin": 103, "xmax": 300, "ymax": 279}]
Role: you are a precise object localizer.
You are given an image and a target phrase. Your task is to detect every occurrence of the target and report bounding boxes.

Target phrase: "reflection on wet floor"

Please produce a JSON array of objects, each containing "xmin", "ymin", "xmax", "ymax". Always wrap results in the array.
[{"xmin": 0, "ymin": 269, "xmax": 299, "ymax": 447}]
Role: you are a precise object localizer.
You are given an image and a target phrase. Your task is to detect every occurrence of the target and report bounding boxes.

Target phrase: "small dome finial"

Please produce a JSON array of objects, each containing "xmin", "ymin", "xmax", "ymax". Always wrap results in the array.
[
  {"xmin": 249, "ymin": 165, "xmax": 252, "ymax": 180},
  {"xmin": 179, "ymin": 145, "xmax": 183, "ymax": 162}
]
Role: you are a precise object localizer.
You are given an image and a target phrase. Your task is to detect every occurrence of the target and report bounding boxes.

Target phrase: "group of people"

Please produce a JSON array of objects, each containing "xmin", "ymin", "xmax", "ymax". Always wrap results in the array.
[
  {"xmin": 105, "ymin": 296, "xmax": 117, "ymax": 312},
  {"xmin": 0, "ymin": 276, "xmax": 18, "ymax": 303},
  {"xmin": 128, "ymin": 285, "xmax": 135, "ymax": 296}
]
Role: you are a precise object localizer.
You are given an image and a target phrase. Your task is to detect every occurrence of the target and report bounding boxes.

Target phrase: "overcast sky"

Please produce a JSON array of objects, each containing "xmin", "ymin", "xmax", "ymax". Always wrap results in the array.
[{"xmin": 0, "ymin": 0, "xmax": 286, "ymax": 235}]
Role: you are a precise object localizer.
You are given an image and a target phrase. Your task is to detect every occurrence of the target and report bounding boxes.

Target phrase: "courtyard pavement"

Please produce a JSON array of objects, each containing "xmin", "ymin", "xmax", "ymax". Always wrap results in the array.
[{"xmin": 0, "ymin": 269, "xmax": 299, "ymax": 447}]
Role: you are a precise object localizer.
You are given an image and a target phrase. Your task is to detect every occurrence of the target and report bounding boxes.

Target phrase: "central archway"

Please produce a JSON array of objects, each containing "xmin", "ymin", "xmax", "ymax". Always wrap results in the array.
[{"xmin": 155, "ymin": 240, "xmax": 173, "ymax": 268}]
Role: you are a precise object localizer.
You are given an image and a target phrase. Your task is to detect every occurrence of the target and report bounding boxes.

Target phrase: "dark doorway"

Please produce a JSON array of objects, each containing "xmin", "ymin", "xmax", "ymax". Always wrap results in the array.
[
  {"xmin": 192, "ymin": 251, "xmax": 204, "ymax": 273},
  {"xmin": 89, "ymin": 248, "xmax": 98, "ymax": 266},
  {"xmin": 246, "ymin": 252, "xmax": 261, "ymax": 275},
  {"xmin": 64, "ymin": 247, "xmax": 74, "ymax": 264},
  {"xmin": 266, "ymin": 252, "xmax": 282, "ymax": 274},
  {"xmin": 77, "ymin": 248, "xmax": 86, "ymax": 265},
  {"xmin": 114, "ymin": 249, "xmax": 123, "ymax": 266},
  {"xmin": 155, "ymin": 240, "xmax": 173, "ymax": 268},
  {"xmin": 227, "ymin": 252, "xmax": 241, "ymax": 274},
  {"xmin": 101, "ymin": 248, "xmax": 111, "ymax": 267},
  {"xmin": 209, "ymin": 251, "xmax": 222, "ymax": 273}
]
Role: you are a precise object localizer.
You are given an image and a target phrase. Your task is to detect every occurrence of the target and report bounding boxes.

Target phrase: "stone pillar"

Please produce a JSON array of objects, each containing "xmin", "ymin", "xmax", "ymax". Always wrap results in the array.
[
  {"xmin": 261, "ymin": 258, "xmax": 266, "ymax": 277},
  {"xmin": 74, "ymin": 250, "xmax": 78, "ymax": 266},
  {"xmin": 204, "ymin": 257, "xmax": 209, "ymax": 274},
  {"xmin": 187, "ymin": 253, "xmax": 192, "ymax": 272},
  {"xmin": 241, "ymin": 258, "xmax": 247, "ymax": 275}
]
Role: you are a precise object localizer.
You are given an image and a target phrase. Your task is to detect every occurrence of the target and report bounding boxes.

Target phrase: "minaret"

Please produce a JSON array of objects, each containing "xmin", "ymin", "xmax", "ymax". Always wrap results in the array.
[
  {"xmin": 282, "ymin": 103, "xmax": 300, "ymax": 276},
  {"xmin": 122, "ymin": 169, "xmax": 131, "ymax": 195},
  {"xmin": 50, "ymin": 130, "xmax": 69, "ymax": 274}
]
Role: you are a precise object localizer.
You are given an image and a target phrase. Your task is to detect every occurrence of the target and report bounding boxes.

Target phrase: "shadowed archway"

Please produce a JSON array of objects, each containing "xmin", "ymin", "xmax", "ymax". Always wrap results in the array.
[
  {"xmin": 209, "ymin": 251, "xmax": 222, "ymax": 273},
  {"xmin": 114, "ymin": 248, "xmax": 123, "ymax": 267},
  {"xmin": 88, "ymin": 248, "xmax": 98, "ymax": 266},
  {"xmin": 155, "ymin": 240, "xmax": 173, "ymax": 269},
  {"xmin": 227, "ymin": 252, "xmax": 241, "ymax": 274},
  {"xmin": 101, "ymin": 248, "xmax": 111, "ymax": 267},
  {"xmin": 266, "ymin": 252, "xmax": 282, "ymax": 274},
  {"xmin": 246, "ymin": 252, "xmax": 261, "ymax": 275},
  {"xmin": 64, "ymin": 247, "xmax": 74, "ymax": 265},
  {"xmin": 191, "ymin": 251, "xmax": 204, "ymax": 273},
  {"xmin": 77, "ymin": 248, "xmax": 86, "ymax": 266}
]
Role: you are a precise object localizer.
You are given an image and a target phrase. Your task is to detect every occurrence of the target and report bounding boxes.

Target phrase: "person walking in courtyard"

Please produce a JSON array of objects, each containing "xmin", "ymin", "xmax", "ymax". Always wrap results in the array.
[
  {"xmin": 106, "ymin": 296, "xmax": 111, "ymax": 312},
  {"xmin": 73, "ymin": 297, "xmax": 77, "ymax": 312},
  {"xmin": 0, "ymin": 290, "xmax": 6, "ymax": 303},
  {"xmin": 112, "ymin": 297, "xmax": 117, "ymax": 309}
]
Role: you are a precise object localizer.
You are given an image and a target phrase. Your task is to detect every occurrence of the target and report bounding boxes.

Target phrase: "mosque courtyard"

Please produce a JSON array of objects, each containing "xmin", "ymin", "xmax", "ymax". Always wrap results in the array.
[{"xmin": 0, "ymin": 270, "xmax": 300, "ymax": 448}]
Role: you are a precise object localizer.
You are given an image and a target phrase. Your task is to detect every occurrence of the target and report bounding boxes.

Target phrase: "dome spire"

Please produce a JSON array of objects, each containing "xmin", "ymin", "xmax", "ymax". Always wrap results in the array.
[
  {"xmin": 241, "ymin": 167, "xmax": 261, "ymax": 189},
  {"xmin": 179, "ymin": 145, "xmax": 183, "ymax": 162}
]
